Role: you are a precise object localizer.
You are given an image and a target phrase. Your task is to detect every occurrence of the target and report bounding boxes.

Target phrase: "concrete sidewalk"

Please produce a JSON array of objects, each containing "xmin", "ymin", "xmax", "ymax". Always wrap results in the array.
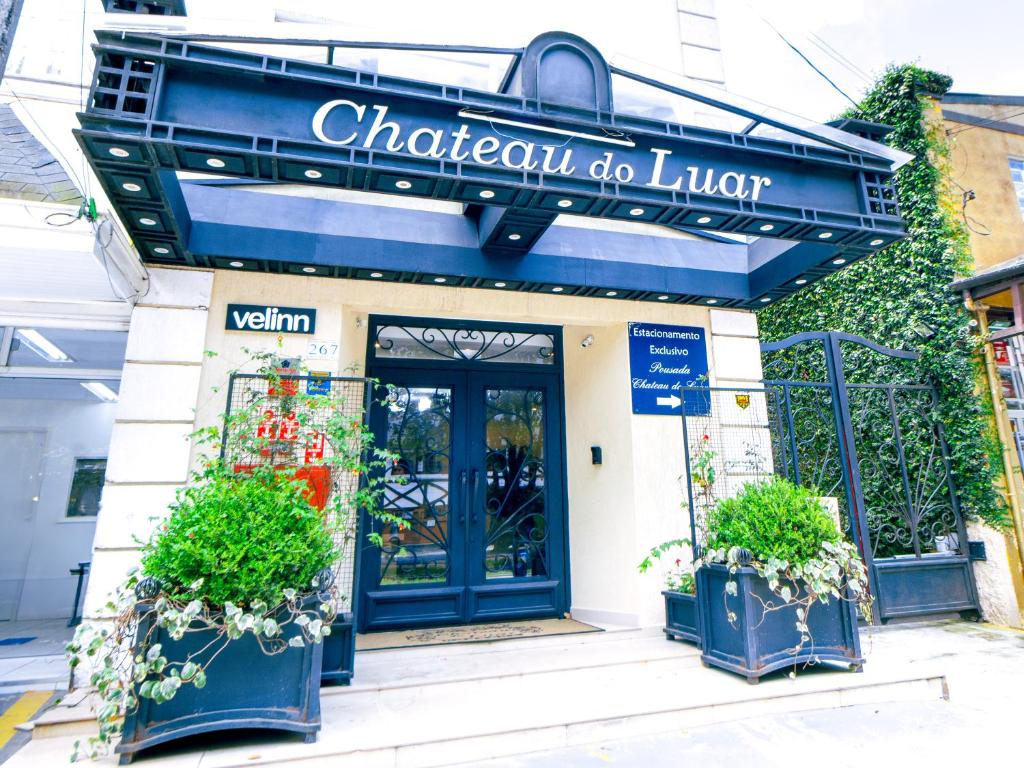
[
  {"xmin": 475, "ymin": 620, "xmax": 1024, "ymax": 768},
  {"xmin": 3, "ymin": 618, "xmax": 1022, "ymax": 767},
  {"xmin": 0, "ymin": 620, "xmax": 72, "ymax": 694}
]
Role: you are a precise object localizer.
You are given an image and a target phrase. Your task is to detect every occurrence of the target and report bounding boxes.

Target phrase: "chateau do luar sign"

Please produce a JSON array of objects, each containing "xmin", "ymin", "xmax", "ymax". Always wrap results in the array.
[
  {"xmin": 312, "ymin": 100, "xmax": 774, "ymax": 202},
  {"xmin": 628, "ymin": 322, "xmax": 710, "ymax": 416}
]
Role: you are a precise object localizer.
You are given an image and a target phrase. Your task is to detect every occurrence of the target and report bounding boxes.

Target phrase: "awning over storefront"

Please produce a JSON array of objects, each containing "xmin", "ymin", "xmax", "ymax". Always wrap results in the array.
[
  {"xmin": 952, "ymin": 253, "xmax": 1024, "ymax": 297},
  {"xmin": 953, "ymin": 253, "xmax": 1024, "ymax": 340},
  {"xmin": 74, "ymin": 30, "xmax": 910, "ymax": 308}
]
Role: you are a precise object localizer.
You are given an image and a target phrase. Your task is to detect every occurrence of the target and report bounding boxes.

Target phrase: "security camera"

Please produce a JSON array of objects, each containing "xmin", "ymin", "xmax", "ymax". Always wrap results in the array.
[{"xmin": 581, "ymin": 334, "xmax": 595, "ymax": 348}]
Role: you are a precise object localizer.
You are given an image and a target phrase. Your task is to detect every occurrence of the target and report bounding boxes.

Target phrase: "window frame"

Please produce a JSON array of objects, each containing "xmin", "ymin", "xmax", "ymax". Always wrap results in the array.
[
  {"xmin": 1009, "ymin": 156, "xmax": 1024, "ymax": 220},
  {"xmin": 64, "ymin": 456, "xmax": 108, "ymax": 520}
]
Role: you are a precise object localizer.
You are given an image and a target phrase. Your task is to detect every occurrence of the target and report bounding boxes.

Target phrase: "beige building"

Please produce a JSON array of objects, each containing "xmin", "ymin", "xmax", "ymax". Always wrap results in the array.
[{"xmin": 945, "ymin": 92, "xmax": 1024, "ymax": 624}]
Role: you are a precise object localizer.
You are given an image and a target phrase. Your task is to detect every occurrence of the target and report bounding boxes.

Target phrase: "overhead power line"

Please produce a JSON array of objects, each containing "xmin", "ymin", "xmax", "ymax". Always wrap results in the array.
[
  {"xmin": 741, "ymin": 3, "xmax": 861, "ymax": 109},
  {"xmin": 947, "ymin": 108, "xmax": 1024, "ymax": 136},
  {"xmin": 807, "ymin": 31, "xmax": 872, "ymax": 84}
]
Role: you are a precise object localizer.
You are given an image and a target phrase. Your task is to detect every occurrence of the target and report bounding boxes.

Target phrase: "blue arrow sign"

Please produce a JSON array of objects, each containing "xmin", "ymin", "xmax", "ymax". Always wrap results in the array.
[{"xmin": 628, "ymin": 322, "xmax": 710, "ymax": 416}]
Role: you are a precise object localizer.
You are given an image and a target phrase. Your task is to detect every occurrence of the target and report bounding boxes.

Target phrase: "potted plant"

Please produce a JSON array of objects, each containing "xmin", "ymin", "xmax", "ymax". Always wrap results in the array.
[
  {"xmin": 639, "ymin": 538, "xmax": 699, "ymax": 645},
  {"xmin": 220, "ymin": 357, "xmax": 391, "ymax": 688},
  {"xmin": 695, "ymin": 477, "xmax": 871, "ymax": 684},
  {"xmin": 66, "ymin": 352, "xmax": 396, "ymax": 761}
]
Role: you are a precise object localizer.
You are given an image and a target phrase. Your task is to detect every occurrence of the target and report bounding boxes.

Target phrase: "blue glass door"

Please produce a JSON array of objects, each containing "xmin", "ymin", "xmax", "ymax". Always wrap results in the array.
[
  {"xmin": 360, "ymin": 368, "xmax": 566, "ymax": 630},
  {"xmin": 465, "ymin": 371, "xmax": 566, "ymax": 622}
]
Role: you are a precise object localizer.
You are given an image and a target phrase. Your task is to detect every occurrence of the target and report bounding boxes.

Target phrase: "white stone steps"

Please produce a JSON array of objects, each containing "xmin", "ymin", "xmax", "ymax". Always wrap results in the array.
[
  {"xmin": 12, "ymin": 628, "xmax": 948, "ymax": 768},
  {"xmin": 28, "ymin": 628, "xmax": 689, "ymax": 739},
  {"xmin": 326, "ymin": 627, "xmax": 700, "ymax": 702}
]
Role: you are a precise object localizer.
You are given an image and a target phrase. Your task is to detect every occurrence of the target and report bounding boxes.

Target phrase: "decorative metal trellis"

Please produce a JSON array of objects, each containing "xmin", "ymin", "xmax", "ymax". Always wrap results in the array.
[
  {"xmin": 681, "ymin": 331, "xmax": 980, "ymax": 623},
  {"xmin": 374, "ymin": 323, "xmax": 556, "ymax": 365},
  {"xmin": 223, "ymin": 373, "xmax": 373, "ymax": 616}
]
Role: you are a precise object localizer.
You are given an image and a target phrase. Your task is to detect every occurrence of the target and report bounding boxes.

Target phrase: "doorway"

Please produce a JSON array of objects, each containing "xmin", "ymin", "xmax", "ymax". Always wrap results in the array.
[{"xmin": 359, "ymin": 318, "xmax": 568, "ymax": 631}]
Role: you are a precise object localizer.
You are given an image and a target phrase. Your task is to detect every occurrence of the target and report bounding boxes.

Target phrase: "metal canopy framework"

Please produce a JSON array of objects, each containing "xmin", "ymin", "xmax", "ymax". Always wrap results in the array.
[{"xmin": 75, "ymin": 30, "xmax": 909, "ymax": 308}]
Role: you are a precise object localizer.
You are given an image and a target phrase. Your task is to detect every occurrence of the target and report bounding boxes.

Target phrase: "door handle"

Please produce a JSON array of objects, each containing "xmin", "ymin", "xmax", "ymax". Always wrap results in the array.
[
  {"xmin": 458, "ymin": 470, "xmax": 467, "ymax": 525},
  {"xmin": 469, "ymin": 468, "xmax": 480, "ymax": 525}
]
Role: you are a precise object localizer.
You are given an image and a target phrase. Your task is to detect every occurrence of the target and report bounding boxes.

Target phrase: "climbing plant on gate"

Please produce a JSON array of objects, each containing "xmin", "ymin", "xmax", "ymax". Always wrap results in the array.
[{"xmin": 757, "ymin": 64, "xmax": 1008, "ymax": 530}]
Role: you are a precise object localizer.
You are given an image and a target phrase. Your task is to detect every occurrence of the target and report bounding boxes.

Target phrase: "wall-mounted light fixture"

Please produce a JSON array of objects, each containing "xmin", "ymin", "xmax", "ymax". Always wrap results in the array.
[
  {"xmin": 581, "ymin": 334, "xmax": 595, "ymax": 348},
  {"xmin": 913, "ymin": 321, "xmax": 936, "ymax": 340}
]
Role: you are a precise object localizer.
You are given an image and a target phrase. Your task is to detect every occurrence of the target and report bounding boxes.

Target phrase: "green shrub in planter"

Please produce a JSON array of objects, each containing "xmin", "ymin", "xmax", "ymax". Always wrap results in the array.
[
  {"xmin": 142, "ymin": 465, "xmax": 335, "ymax": 607},
  {"xmin": 696, "ymin": 478, "xmax": 871, "ymax": 681},
  {"xmin": 66, "ymin": 349, "xmax": 398, "ymax": 761},
  {"xmin": 704, "ymin": 478, "xmax": 843, "ymax": 567}
]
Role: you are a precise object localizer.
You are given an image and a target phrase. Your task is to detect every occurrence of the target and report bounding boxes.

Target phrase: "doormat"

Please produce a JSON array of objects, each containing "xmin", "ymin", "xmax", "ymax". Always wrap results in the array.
[
  {"xmin": 0, "ymin": 637, "xmax": 36, "ymax": 646},
  {"xmin": 356, "ymin": 618, "xmax": 602, "ymax": 652}
]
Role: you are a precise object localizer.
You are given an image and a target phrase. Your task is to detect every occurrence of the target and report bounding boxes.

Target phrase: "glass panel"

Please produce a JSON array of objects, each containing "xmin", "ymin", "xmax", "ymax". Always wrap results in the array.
[
  {"xmin": 1010, "ymin": 158, "xmax": 1024, "ymax": 218},
  {"xmin": 7, "ymin": 328, "xmax": 128, "ymax": 370},
  {"xmin": 378, "ymin": 386, "xmax": 452, "ymax": 586},
  {"xmin": 66, "ymin": 458, "xmax": 107, "ymax": 517},
  {"xmin": 483, "ymin": 388, "xmax": 548, "ymax": 579},
  {"xmin": 374, "ymin": 325, "xmax": 555, "ymax": 365}
]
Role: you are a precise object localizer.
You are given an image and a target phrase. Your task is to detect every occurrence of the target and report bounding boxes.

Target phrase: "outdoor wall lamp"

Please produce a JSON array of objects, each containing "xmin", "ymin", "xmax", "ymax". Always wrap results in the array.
[
  {"xmin": 913, "ymin": 321, "xmax": 936, "ymax": 340},
  {"xmin": 581, "ymin": 334, "xmax": 595, "ymax": 348}
]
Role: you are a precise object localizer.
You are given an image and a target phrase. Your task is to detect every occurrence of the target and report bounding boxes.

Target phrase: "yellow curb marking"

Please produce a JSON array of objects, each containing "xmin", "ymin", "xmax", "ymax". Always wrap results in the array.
[{"xmin": 0, "ymin": 691, "xmax": 51, "ymax": 749}]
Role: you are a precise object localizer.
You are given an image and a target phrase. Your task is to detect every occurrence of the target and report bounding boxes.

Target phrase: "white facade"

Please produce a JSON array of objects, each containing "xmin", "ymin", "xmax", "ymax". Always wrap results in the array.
[
  {"xmin": 15, "ymin": 1, "xmax": 1012, "ymax": 636},
  {"xmin": 0, "ymin": 0, "xmax": 743, "ymax": 629}
]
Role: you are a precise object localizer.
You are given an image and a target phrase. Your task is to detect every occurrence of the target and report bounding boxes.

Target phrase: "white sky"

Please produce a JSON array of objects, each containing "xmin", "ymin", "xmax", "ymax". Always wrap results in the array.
[
  {"xmin": 7, "ymin": 0, "xmax": 1022, "ymax": 130},
  {"xmin": 720, "ymin": 0, "xmax": 1024, "ymax": 122}
]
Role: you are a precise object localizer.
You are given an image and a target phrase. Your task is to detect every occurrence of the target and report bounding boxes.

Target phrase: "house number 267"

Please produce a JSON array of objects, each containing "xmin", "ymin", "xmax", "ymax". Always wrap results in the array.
[{"xmin": 306, "ymin": 341, "xmax": 339, "ymax": 360}]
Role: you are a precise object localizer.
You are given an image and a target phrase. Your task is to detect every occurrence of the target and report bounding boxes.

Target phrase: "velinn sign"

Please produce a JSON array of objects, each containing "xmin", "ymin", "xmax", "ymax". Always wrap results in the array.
[{"xmin": 75, "ymin": 31, "xmax": 910, "ymax": 307}]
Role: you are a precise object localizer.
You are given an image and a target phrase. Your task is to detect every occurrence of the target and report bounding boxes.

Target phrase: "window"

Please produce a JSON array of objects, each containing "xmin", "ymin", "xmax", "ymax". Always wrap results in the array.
[
  {"xmin": 66, "ymin": 458, "xmax": 107, "ymax": 518},
  {"xmin": 103, "ymin": 0, "xmax": 186, "ymax": 15},
  {"xmin": 1011, "ymin": 158, "xmax": 1024, "ymax": 219}
]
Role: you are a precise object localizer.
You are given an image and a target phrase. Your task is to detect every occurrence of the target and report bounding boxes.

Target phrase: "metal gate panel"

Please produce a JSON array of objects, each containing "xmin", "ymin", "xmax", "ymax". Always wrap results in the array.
[
  {"xmin": 681, "ymin": 331, "xmax": 981, "ymax": 623},
  {"xmin": 223, "ymin": 372, "xmax": 374, "ymax": 622}
]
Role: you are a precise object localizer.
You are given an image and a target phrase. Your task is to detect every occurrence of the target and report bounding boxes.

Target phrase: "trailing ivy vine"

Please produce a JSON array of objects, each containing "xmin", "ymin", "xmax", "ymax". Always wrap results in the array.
[{"xmin": 757, "ymin": 64, "xmax": 1008, "ymax": 530}]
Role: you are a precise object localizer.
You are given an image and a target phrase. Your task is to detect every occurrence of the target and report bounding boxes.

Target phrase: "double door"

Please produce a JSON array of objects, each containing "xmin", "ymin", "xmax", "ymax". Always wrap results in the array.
[{"xmin": 359, "ymin": 366, "xmax": 566, "ymax": 630}]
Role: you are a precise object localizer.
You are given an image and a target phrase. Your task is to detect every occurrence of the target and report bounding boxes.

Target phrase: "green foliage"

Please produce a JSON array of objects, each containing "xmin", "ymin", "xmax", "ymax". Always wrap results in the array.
[
  {"xmin": 705, "ymin": 478, "xmax": 841, "ymax": 566},
  {"xmin": 141, "ymin": 464, "xmax": 336, "ymax": 607},
  {"xmin": 758, "ymin": 63, "xmax": 1007, "ymax": 529},
  {"xmin": 668, "ymin": 570, "xmax": 696, "ymax": 595},
  {"xmin": 67, "ymin": 344, "xmax": 395, "ymax": 761},
  {"xmin": 638, "ymin": 537, "xmax": 695, "ymax": 594},
  {"xmin": 701, "ymin": 479, "xmax": 873, "ymax": 650}
]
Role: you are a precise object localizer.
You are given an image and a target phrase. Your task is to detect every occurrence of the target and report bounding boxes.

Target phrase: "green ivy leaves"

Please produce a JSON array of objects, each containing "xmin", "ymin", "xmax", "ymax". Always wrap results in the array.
[{"xmin": 759, "ymin": 64, "xmax": 1008, "ymax": 531}]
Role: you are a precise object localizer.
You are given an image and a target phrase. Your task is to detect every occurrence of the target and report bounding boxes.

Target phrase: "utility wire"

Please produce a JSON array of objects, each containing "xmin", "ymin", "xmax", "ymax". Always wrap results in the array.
[
  {"xmin": 807, "ymin": 31, "xmax": 872, "ymax": 84},
  {"xmin": 947, "ymin": 108, "xmax": 1024, "ymax": 137},
  {"xmin": 741, "ymin": 3, "xmax": 861, "ymax": 109}
]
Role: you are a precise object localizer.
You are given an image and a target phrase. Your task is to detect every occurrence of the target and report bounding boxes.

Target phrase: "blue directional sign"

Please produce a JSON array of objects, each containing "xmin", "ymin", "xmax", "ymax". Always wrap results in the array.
[{"xmin": 628, "ymin": 323, "xmax": 710, "ymax": 416}]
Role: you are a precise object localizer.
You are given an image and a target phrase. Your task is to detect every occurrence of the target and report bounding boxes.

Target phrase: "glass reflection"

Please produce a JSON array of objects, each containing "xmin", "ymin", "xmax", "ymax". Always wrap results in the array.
[
  {"xmin": 378, "ymin": 386, "xmax": 452, "ymax": 586},
  {"xmin": 483, "ymin": 388, "xmax": 547, "ymax": 580}
]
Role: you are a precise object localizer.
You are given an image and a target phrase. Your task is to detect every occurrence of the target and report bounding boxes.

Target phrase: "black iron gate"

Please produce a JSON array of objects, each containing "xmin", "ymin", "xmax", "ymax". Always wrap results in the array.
[{"xmin": 681, "ymin": 331, "xmax": 980, "ymax": 623}]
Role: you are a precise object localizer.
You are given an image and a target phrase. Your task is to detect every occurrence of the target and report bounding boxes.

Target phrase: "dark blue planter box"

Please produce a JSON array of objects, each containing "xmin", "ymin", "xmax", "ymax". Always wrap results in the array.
[
  {"xmin": 662, "ymin": 590, "xmax": 700, "ymax": 645},
  {"xmin": 696, "ymin": 563, "xmax": 863, "ymax": 683},
  {"xmin": 320, "ymin": 612, "xmax": 355, "ymax": 686},
  {"xmin": 116, "ymin": 599, "xmax": 323, "ymax": 764}
]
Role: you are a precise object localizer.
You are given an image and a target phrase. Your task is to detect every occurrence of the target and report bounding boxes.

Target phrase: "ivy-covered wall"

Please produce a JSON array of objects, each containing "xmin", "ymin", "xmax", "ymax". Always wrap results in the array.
[{"xmin": 757, "ymin": 64, "xmax": 1007, "ymax": 529}]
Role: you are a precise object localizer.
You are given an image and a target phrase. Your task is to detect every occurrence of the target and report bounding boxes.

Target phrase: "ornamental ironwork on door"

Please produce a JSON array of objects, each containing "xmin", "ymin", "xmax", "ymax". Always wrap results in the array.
[
  {"xmin": 360, "ymin": 316, "xmax": 567, "ymax": 631},
  {"xmin": 680, "ymin": 331, "xmax": 980, "ymax": 624}
]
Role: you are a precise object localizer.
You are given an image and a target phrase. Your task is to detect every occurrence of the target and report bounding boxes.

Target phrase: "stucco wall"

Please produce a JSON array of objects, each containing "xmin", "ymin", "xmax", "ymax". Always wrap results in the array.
[
  {"xmin": 83, "ymin": 265, "xmax": 765, "ymax": 628},
  {"xmin": 943, "ymin": 110, "xmax": 1024, "ymax": 272},
  {"xmin": 967, "ymin": 521, "xmax": 1024, "ymax": 627}
]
